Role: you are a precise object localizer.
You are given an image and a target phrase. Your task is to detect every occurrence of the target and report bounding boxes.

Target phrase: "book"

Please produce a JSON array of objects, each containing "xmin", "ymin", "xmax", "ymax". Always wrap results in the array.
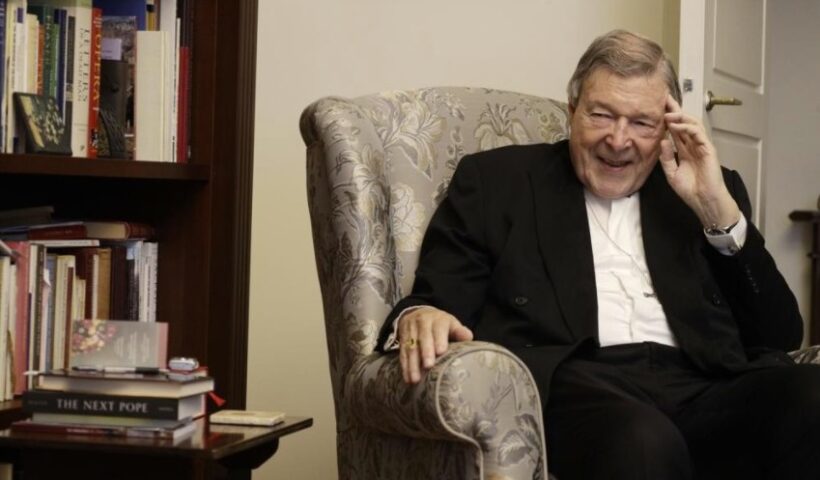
[
  {"xmin": 0, "ymin": 205, "xmax": 55, "ymax": 228},
  {"xmin": 209, "ymin": 409, "xmax": 285, "ymax": 427},
  {"xmin": 0, "ymin": 256, "xmax": 12, "ymax": 400},
  {"xmin": 87, "ymin": 6, "xmax": 101, "ymax": 157},
  {"xmin": 36, "ymin": 369, "xmax": 214, "ymax": 398},
  {"xmin": 69, "ymin": 319, "xmax": 168, "ymax": 369},
  {"xmin": 0, "ymin": 1, "xmax": 6, "ymax": 154},
  {"xmin": 134, "ymin": 29, "xmax": 167, "ymax": 161},
  {"xmin": 13, "ymin": 92, "xmax": 72, "ymax": 155},
  {"xmin": 26, "ymin": 220, "xmax": 155, "ymax": 240},
  {"xmin": 24, "ymin": 389, "xmax": 206, "ymax": 420},
  {"xmin": 4, "ymin": 241, "xmax": 31, "ymax": 395},
  {"xmin": 32, "ymin": 412, "xmax": 192, "ymax": 428},
  {"xmin": 45, "ymin": 0, "xmax": 94, "ymax": 158},
  {"xmin": 31, "ymin": 238, "xmax": 101, "ymax": 248},
  {"xmin": 10, "ymin": 417, "xmax": 197, "ymax": 440}
]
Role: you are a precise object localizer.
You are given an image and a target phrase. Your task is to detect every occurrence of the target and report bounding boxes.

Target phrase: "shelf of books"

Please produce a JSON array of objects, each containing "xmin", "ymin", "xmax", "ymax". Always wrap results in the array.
[{"xmin": 0, "ymin": 0, "xmax": 258, "ymax": 428}]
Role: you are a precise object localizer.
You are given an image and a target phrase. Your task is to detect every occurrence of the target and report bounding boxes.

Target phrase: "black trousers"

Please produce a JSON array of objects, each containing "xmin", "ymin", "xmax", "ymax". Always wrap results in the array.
[{"xmin": 545, "ymin": 342, "xmax": 820, "ymax": 480}]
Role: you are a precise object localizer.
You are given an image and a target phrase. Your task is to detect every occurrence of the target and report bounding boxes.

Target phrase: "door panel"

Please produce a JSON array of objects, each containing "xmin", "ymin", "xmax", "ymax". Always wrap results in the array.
[
  {"xmin": 714, "ymin": 0, "xmax": 765, "ymax": 85},
  {"xmin": 679, "ymin": 0, "xmax": 768, "ymax": 226}
]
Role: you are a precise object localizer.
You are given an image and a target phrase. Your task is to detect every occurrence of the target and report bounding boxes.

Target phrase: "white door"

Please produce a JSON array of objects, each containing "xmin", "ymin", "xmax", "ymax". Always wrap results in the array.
[{"xmin": 678, "ymin": 0, "xmax": 768, "ymax": 226}]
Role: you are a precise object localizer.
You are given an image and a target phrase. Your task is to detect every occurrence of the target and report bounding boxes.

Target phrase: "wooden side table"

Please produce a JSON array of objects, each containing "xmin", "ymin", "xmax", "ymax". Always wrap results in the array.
[
  {"xmin": 0, "ymin": 416, "xmax": 312, "ymax": 480},
  {"xmin": 790, "ymin": 210, "xmax": 820, "ymax": 344}
]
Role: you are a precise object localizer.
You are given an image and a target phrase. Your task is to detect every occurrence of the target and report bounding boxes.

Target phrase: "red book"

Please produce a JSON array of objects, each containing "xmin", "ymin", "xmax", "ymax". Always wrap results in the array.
[
  {"xmin": 27, "ymin": 221, "xmax": 155, "ymax": 241},
  {"xmin": 87, "ymin": 7, "xmax": 102, "ymax": 158},
  {"xmin": 5, "ymin": 241, "xmax": 31, "ymax": 395}
]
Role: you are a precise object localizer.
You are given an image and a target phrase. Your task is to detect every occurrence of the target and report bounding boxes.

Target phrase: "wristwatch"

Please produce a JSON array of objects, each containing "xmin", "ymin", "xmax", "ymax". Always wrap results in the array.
[
  {"xmin": 704, "ymin": 219, "xmax": 740, "ymax": 236},
  {"xmin": 704, "ymin": 217, "xmax": 743, "ymax": 255}
]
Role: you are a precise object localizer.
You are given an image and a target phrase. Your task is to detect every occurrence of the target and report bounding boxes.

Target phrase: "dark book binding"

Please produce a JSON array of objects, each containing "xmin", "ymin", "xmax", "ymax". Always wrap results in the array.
[
  {"xmin": 23, "ymin": 389, "xmax": 198, "ymax": 420},
  {"xmin": 10, "ymin": 418, "xmax": 195, "ymax": 440}
]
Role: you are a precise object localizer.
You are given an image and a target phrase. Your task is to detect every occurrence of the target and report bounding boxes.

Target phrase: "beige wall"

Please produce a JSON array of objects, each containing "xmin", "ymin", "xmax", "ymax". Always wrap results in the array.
[
  {"xmin": 764, "ymin": 1, "xmax": 820, "ymax": 342},
  {"xmin": 248, "ymin": 1, "xmax": 677, "ymax": 478}
]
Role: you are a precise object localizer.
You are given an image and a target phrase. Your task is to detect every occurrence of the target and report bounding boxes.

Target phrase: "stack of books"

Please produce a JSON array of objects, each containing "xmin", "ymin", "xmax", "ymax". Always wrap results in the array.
[{"xmin": 12, "ymin": 368, "xmax": 213, "ymax": 440}]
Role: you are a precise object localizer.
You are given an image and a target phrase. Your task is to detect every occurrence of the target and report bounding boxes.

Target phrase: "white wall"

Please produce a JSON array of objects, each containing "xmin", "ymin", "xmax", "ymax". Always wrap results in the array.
[
  {"xmin": 248, "ymin": 1, "xmax": 677, "ymax": 478},
  {"xmin": 764, "ymin": 1, "xmax": 820, "ymax": 342}
]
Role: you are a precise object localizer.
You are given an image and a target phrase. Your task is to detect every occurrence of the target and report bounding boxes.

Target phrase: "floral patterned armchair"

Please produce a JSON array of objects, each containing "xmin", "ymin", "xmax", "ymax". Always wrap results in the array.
[{"xmin": 301, "ymin": 87, "xmax": 569, "ymax": 480}]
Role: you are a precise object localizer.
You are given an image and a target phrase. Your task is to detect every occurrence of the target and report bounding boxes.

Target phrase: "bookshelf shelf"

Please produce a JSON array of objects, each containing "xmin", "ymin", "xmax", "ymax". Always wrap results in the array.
[{"xmin": 0, "ymin": 154, "xmax": 210, "ymax": 181}]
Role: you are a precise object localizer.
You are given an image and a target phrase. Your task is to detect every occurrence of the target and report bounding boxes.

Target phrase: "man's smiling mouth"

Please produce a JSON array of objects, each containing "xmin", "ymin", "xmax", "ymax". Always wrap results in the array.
[{"xmin": 598, "ymin": 155, "xmax": 632, "ymax": 168}]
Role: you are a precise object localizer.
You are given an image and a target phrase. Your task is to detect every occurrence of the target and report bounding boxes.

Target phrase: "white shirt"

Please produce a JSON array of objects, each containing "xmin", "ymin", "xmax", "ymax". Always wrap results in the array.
[
  {"xmin": 585, "ymin": 191, "xmax": 676, "ymax": 347},
  {"xmin": 383, "ymin": 191, "xmax": 748, "ymax": 350}
]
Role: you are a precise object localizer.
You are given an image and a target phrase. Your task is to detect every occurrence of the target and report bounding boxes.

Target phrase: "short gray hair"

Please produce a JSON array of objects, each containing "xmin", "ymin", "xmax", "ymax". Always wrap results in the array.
[{"xmin": 567, "ymin": 30, "xmax": 682, "ymax": 108}]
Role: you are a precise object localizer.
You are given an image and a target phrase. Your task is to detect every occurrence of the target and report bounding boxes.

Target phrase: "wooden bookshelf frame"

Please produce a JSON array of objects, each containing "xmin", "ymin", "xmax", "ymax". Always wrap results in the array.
[{"xmin": 0, "ymin": 0, "xmax": 258, "ymax": 421}]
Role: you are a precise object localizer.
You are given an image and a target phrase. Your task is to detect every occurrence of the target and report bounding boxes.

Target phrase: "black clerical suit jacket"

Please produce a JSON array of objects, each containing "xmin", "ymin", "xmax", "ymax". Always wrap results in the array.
[{"xmin": 378, "ymin": 140, "xmax": 802, "ymax": 402}]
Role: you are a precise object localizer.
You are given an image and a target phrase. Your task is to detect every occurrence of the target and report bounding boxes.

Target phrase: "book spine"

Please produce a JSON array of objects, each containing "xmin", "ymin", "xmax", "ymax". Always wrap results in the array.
[
  {"xmin": 176, "ymin": 46, "xmax": 189, "ymax": 163},
  {"xmin": 42, "ymin": 254, "xmax": 56, "ymax": 372},
  {"xmin": 0, "ymin": 257, "xmax": 11, "ymax": 401},
  {"xmin": 31, "ymin": 245, "xmax": 45, "ymax": 375},
  {"xmin": 0, "ymin": 0, "xmax": 6, "ymax": 154},
  {"xmin": 6, "ymin": 241, "xmax": 30, "ymax": 395},
  {"xmin": 27, "ymin": 224, "xmax": 87, "ymax": 240},
  {"xmin": 68, "ymin": 3, "xmax": 91, "ymax": 158},
  {"xmin": 124, "ymin": 222, "xmax": 155, "ymax": 239},
  {"xmin": 55, "ymin": 9, "xmax": 67, "ymax": 117},
  {"xmin": 36, "ymin": 20, "xmax": 44, "ymax": 95},
  {"xmin": 64, "ymin": 13, "xmax": 75, "ymax": 153},
  {"xmin": 11, "ymin": 420, "xmax": 184, "ymax": 440},
  {"xmin": 134, "ymin": 30, "xmax": 166, "ymax": 161},
  {"xmin": 87, "ymin": 7, "xmax": 100, "ymax": 158},
  {"xmin": 23, "ymin": 390, "xmax": 184, "ymax": 419}
]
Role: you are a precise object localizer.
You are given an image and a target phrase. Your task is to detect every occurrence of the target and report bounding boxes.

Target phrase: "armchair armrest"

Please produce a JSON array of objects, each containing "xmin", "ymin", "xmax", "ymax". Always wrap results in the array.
[
  {"xmin": 790, "ymin": 345, "xmax": 820, "ymax": 364},
  {"xmin": 344, "ymin": 341, "xmax": 548, "ymax": 478}
]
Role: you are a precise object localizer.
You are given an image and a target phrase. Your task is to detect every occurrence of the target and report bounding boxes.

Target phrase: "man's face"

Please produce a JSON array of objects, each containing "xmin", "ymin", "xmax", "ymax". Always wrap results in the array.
[{"xmin": 568, "ymin": 68, "xmax": 669, "ymax": 199}]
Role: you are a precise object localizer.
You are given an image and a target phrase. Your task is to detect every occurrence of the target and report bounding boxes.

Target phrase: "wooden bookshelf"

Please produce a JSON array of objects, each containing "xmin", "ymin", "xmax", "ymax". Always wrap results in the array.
[
  {"xmin": 791, "ymin": 210, "xmax": 820, "ymax": 344},
  {"xmin": 0, "ymin": 0, "xmax": 258, "ymax": 423}
]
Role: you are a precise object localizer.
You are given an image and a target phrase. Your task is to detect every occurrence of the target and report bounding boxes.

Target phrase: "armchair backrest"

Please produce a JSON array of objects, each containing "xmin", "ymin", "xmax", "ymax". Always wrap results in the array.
[{"xmin": 301, "ymin": 87, "xmax": 569, "ymax": 415}]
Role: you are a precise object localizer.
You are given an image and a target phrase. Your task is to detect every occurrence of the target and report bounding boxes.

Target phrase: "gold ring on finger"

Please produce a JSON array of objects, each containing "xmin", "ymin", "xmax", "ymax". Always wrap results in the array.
[{"xmin": 404, "ymin": 338, "xmax": 418, "ymax": 349}]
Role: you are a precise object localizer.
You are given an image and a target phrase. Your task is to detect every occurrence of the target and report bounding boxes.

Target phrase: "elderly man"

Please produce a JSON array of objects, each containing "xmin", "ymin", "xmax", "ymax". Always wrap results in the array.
[{"xmin": 377, "ymin": 30, "xmax": 820, "ymax": 479}]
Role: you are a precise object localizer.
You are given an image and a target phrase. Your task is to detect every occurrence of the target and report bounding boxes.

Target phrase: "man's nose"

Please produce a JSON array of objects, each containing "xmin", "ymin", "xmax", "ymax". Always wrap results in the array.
[{"xmin": 606, "ymin": 118, "xmax": 632, "ymax": 150}]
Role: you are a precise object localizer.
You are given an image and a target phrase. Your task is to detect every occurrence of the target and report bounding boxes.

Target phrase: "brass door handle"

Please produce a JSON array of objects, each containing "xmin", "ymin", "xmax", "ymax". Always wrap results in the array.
[{"xmin": 706, "ymin": 90, "xmax": 743, "ymax": 111}]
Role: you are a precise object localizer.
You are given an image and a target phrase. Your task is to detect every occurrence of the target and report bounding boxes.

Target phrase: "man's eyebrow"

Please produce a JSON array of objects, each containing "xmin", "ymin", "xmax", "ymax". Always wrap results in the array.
[{"xmin": 587, "ymin": 99, "xmax": 662, "ymax": 122}]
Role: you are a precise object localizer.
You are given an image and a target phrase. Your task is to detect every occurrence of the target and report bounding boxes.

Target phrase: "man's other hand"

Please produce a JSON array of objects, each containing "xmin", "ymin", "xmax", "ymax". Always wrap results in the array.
[
  {"xmin": 660, "ymin": 94, "xmax": 740, "ymax": 229},
  {"xmin": 398, "ymin": 306, "xmax": 473, "ymax": 384}
]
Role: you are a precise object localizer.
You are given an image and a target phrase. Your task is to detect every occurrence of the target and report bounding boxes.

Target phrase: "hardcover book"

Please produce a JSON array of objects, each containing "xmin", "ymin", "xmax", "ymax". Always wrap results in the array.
[
  {"xmin": 10, "ymin": 417, "xmax": 196, "ymax": 440},
  {"xmin": 23, "ymin": 389, "xmax": 206, "ymax": 420},
  {"xmin": 69, "ymin": 319, "xmax": 168, "ymax": 369},
  {"xmin": 13, "ymin": 93, "xmax": 72, "ymax": 155},
  {"xmin": 26, "ymin": 220, "xmax": 156, "ymax": 240},
  {"xmin": 36, "ymin": 369, "xmax": 214, "ymax": 398}
]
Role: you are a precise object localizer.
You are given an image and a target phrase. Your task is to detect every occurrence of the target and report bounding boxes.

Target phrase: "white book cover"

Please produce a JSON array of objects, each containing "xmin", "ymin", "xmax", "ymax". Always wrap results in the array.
[
  {"xmin": 24, "ymin": 13, "xmax": 38, "ymax": 94},
  {"xmin": 51, "ymin": 255, "xmax": 76, "ymax": 369},
  {"xmin": 159, "ymin": 0, "xmax": 177, "ymax": 163},
  {"xmin": 134, "ymin": 30, "xmax": 168, "ymax": 162}
]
